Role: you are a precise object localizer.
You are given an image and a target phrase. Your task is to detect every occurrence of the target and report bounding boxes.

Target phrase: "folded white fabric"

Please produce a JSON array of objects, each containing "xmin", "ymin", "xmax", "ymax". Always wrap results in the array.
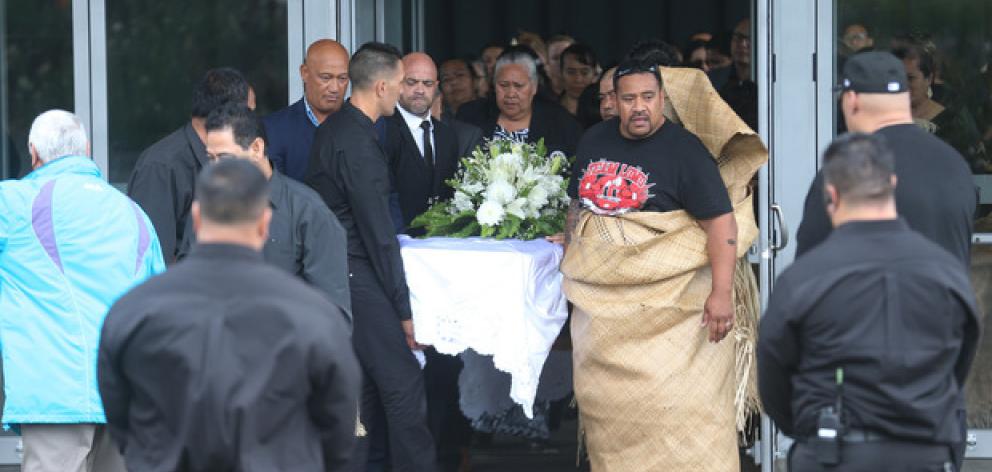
[{"xmin": 399, "ymin": 236, "xmax": 569, "ymax": 418}]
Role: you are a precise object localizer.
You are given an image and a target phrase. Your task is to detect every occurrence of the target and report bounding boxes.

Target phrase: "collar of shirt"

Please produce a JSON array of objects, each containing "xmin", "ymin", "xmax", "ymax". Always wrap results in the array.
[
  {"xmin": 189, "ymin": 242, "xmax": 265, "ymax": 263},
  {"xmin": 833, "ymin": 218, "xmax": 908, "ymax": 236},
  {"xmin": 184, "ymin": 122, "xmax": 209, "ymax": 168},
  {"xmin": 396, "ymin": 105, "xmax": 433, "ymax": 157},
  {"xmin": 23, "ymin": 155, "xmax": 101, "ymax": 181},
  {"xmin": 268, "ymin": 169, "xmax": 289, "ymax": 211},
  {"xmin": 303, "ymin": 98, "xmax": 320, "ymax": 127}
]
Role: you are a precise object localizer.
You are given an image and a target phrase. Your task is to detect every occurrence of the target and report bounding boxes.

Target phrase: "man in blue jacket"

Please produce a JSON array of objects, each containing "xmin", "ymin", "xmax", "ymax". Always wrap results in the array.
[
  {"xmin": 264, "ymin": 39, "xmax": 351, "ymax": 181},
  {"xmin": 0, "ymin": 110, "xmax": 165, "ymax": 472}
]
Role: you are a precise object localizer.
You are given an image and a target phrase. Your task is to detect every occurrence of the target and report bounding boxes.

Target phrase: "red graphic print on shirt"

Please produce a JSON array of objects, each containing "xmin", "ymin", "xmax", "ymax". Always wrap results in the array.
[{"xmin": 577, "ymin": 159, "xmax": 655, "ymax": 215}]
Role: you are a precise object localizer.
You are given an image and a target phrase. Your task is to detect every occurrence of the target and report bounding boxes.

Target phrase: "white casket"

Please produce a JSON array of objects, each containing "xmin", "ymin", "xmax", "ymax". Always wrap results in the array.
[{"xmin": 398, "ymin": 236, "xmax": 569, "ymax": 418}]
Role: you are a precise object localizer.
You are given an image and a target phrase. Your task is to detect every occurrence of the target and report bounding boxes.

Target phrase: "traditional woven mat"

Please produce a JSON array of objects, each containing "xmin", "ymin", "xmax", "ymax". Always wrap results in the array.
[{"xmin": 561, "ymin": 66, "xmax": 767, "ymax": 471}]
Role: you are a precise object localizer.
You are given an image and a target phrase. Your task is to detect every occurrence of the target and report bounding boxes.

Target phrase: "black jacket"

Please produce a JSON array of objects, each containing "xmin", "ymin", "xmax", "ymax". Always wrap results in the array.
[
  {"xmin": 759, "ymin": 219, "xmax": 981, "ymax": 447},
  {"xmin": 127, "ymin": 123, "xmax": 206, "ymax": 264},
  {"xmin": 178, "ymin": 169, "xmax": 353, "ymax": 319},
  {"xmin": 795, "ymin": 124, "xmax": 977, "ymax": 265},
  {"xmin": 305, "ymin": 102, "xmax": 413, "ymax": 320},
  {"xmin": 98, "ymin": 243, "xmax": 360, "ymax": 472},
  {"xmin": 456, "ymin": 96, "xmax": 583, "ymax": 156},
  {"xmin": 443, "ymin": 114, "xmax": 484, "ymax": 163},
  {"xmin": 384, "ymin": 110, "xmax": 460, "ymax": 230}
]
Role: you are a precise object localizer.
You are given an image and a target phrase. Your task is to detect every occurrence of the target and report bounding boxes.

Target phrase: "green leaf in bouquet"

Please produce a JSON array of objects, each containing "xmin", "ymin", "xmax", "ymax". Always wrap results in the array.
[
  {"xmin": 496, "ymin": 214, "xmax": 523, "ymax": 239},
  {"xmin": 450, "ymin": 221, "xmax": 480, "ymax": 238},
  {"xmin": 480, "ymin": 224, "xmax": 496, "ymax": 238}
]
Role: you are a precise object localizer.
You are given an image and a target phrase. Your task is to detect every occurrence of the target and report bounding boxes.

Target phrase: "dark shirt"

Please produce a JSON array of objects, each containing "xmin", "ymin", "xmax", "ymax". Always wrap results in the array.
[
  {"xmin": 759, "ymin": 219, "xmax": 981, "ymax": 445},
  {"xmin": 305, "ymin": 102, "xmax": 413, "ymax": 320},
  {"xmin": 795, "ymin": 124, "xmax": 977, "ymax": 265},
  {"xmin": 98, "ymin": 243, "xmax": 360, "ymax": 472},
  {"xmin": 263, "ymin": 98, "xmax": 318, "ymax": 181},
  {"xmin": 127, "ymin": 123, "xmax": 206, "ymax": 264},
  {"xmin": 177, "ymin": 169, "xmax": 352, "ymax": 319},
  {"xmin": 441, "ymin": 114, "xmax": 484, "ymax": 162},
  {"xmin": 568, "ymin": 118, "xmax": 732, "ymax": 218},
  {"xmin": 719, "ymin": 67, "xmax": 758, "ymax": 131}
]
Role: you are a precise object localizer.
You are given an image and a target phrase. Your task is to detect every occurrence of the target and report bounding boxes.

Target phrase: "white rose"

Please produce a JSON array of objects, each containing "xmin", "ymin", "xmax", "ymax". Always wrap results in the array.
[
  {"xmin": 452, "ymin": 191, "xmax": 474, "ymax": 213},
  {"xmin": 476, "ymin": 200, "xmax": 505, "ymax": 226},
  {"xmin": 494, "ymin": 153, "xmax": 524, "ymax": 174},
  {"xmin": 462, "ymin": 182, "xmax": 484, "ymax": 195},
  {"xmin": 527, "ymin": 185, "xmax": 549, "ymax": 209},
  {"xmin": 506, "ymin": 197, "xmax": 528, "ymax": 219},
  {"xmin": 486, "ymin": 179, "xmax": 517, "ymax": 204},
  {"xmin": 520, "ymin": 165, "xmax": 541, "ymax": 184}
]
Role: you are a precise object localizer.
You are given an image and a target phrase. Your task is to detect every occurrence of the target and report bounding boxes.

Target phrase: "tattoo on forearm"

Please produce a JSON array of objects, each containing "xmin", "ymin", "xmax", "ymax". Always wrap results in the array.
[
  {"xmin": 727, "ymin": 238, "xmax": 737, "ymax": 246},
  {"xmin": 565, "ymin": 201, "xmax": 580, "ymax": 244}
]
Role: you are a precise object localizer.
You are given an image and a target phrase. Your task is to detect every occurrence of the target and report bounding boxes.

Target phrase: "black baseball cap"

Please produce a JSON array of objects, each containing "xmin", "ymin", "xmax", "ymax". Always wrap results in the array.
[{"xmin": 836, "ymin": 51, "xmax": 909, "ymax": 94}]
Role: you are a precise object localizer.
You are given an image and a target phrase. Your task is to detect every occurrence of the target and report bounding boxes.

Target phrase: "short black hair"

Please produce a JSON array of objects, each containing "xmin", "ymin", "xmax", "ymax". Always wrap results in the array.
[
  {"xmin": 559, "ymin": 43, "xmax": 599, "ymax": 72},
  {"xmin": 205, "ymin": 102, "xmax": 267, "ymax": 150},
  {"xmin": 613, "ymin": 58, "xmax": 663, "ymax": 93},
  {"xmin": 191, "ymin": 68, "xmax": 250, "ymax": 119},
  {"xmin": 624, "ymin": 39, "xmax": 681, "ymax": 67},
  {"xmin": 349, "ymin": 42, "xmax": 403, "ymax": 91},
  {"xmin": 822, "ymin": 133, "xmax": 896, "ymax": 205},
  {"xmin": 576, "ymin": 82, "xmax": 603, "ymax": 128},
  {"xmin": 196, "ymin": 159, "xmax": 270, "ymax": 224}
]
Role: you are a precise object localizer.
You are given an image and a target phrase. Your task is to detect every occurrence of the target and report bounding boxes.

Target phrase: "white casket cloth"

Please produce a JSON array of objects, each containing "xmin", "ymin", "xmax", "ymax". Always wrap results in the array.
[{"xmin": 399, "ymin": 236, "xmax": 569, "ymax": 418}]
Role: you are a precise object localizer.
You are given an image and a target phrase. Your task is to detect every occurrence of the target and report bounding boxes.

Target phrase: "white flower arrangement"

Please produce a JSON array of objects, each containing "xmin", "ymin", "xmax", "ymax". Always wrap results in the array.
[{"xmin": 410, "ymin": 138, "xmax": 572, "ymax": 239}]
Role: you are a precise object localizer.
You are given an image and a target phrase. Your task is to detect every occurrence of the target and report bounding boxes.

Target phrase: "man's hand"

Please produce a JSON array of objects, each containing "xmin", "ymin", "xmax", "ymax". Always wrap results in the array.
[
  {"xmin": 702, "ymin": 289, "xmax": 734, "ymax": 342},
  {"xmin": 402, "ymin": 319, "xmax": 425, "ymax": 350},
  {"xmin": 545, "ymin": 233, "xmax": 566, "ymax": 245}
]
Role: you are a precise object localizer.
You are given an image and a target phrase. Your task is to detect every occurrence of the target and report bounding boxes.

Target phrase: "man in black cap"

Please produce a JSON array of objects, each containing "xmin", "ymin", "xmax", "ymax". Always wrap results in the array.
[
  {"xmin": 760, "ymin": 133, "xmax": 981, "ymax": 471},
  {"xmin": 796, "ymin": 51, "xmax": 976, "ymax": 265}
]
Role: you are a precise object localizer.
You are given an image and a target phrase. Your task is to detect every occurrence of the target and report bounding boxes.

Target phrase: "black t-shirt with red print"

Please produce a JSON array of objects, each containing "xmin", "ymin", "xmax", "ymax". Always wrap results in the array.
[{"xmin": 568, "ymin": 118, "xmax": 733, "ymax": 220}]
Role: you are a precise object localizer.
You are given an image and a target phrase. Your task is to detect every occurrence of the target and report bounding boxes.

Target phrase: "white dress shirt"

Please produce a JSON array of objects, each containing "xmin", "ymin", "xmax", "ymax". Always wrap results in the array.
[{"xmin": 397, "ymin": 105, "xmax": 434, "ymax": 159}]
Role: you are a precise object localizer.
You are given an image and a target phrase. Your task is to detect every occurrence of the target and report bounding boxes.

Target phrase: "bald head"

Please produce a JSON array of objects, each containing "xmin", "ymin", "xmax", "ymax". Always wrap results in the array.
[
  {"xmin": 399, "ymin": 52, "xmax": 439, "ymax": 117},
  {"xmin": 841, "ymin": 91, "xmax": 913, "ymax": 133},
  {"xmin": 300, "ymin": 39, "xmax": 350, "ymax": 122}
]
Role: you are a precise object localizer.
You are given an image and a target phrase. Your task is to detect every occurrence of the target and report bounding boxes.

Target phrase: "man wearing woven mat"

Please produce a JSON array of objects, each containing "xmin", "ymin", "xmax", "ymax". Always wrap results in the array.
[
  {"xmin": 562, "ymin": 58, "xmax": 758, "ymax": 471},
  {"xmin": 759, "ymin": 133, "xmax": 979, "ymax": 471}
]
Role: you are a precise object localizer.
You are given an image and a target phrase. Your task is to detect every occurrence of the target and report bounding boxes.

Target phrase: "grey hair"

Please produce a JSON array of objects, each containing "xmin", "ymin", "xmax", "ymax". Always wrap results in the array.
[
  {"xmin": 494, "ymin": 51, "xmax": 538, "ymax": 84},
  {"xmin": 28, "ymin": 110, "xmax": 88, "ymax": 163}
]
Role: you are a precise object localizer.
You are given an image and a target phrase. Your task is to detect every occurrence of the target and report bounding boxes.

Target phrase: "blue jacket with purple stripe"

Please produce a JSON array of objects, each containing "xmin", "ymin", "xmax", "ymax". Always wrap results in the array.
[{"xmin": 0, "ymin": 155, "xmax": 165, "ymax": 425}]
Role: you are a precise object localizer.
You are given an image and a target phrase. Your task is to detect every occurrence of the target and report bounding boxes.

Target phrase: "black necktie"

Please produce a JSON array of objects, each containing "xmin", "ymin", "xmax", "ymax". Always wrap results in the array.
[{"xmin": 420, "ymin": 120, "xmax": 434, "ymax": 168}]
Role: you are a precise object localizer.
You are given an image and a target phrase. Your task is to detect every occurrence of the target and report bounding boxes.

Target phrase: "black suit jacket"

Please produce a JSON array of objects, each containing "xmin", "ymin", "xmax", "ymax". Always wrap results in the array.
[{"xmin": 384, "ymin": 110, "xmax": 460, "ymax": 230}]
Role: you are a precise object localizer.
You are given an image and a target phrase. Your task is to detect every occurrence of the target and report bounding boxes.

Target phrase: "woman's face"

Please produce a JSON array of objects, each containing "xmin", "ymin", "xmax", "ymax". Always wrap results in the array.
[
  {"xmin": 688, "ymin": 47, "xmax": 710, "ymax": 71},
  {"xmin": 562, "ymin": 54, "xmax": 597, "ymax": 99},
  {"xmin": 902, "ymin": 57, "xmax": 932, "ymax": 106},
  {"xmin": 495, "ymin": 63, "xmax": 537, "ymax": 121}
]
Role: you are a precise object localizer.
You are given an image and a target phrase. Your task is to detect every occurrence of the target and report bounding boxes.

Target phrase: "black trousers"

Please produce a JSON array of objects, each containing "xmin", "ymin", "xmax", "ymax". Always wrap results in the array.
[
  {"xmin": 789, "ymin": 439, "xmax": 955, "ymax": 472},
  {"xmin": 424, "ymin": 348, "xmax": 472, "ymax": 472},
  {"xmin": 348, "ymin": 263, "xmax": 437, "ymax": 472}
]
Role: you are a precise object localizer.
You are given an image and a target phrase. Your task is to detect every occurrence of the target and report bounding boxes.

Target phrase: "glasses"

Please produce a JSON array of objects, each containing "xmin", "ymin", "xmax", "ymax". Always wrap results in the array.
[{"xmin": 614, "ymin": 63, "xmax": 660, "ymax": 82}]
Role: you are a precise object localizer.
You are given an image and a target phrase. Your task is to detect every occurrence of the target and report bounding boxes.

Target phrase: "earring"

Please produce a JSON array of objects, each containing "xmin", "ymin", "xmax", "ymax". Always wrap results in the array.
[{"xmin": 927, "ymin": 86, "xmax": 933, "ymax": 99}]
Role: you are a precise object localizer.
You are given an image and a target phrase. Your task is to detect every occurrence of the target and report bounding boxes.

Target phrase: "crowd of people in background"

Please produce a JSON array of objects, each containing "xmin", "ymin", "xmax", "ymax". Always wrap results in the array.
[{"xmin": 0, "ymin": 14, "xmax": 989, "ymax": 472}]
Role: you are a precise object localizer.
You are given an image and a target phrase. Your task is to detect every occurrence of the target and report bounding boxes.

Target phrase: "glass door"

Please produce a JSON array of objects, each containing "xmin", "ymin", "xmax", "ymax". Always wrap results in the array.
[{"xmin": 817, "ymin": 0, "xmax": 992, "ymax": 460}]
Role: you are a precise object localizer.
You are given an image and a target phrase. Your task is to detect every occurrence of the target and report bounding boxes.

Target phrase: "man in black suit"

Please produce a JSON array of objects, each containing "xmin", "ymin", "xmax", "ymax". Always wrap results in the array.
[
  {"xmin": 386, "ymin": 52, "xmax": 463, "ymax": 232},
  {"xmin": 305, "ymin": 42, "xmax": 438, "ymax": 472},
  {"xmin": 384, "ymin": 51, "xmax": 474, "ymax": 472}
]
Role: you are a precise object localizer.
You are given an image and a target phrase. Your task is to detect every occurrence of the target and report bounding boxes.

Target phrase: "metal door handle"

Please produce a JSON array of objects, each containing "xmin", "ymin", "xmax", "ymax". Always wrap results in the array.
[{"xmin": 771, "ymin": 204, "xmax": 789, "ymax": 252}]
